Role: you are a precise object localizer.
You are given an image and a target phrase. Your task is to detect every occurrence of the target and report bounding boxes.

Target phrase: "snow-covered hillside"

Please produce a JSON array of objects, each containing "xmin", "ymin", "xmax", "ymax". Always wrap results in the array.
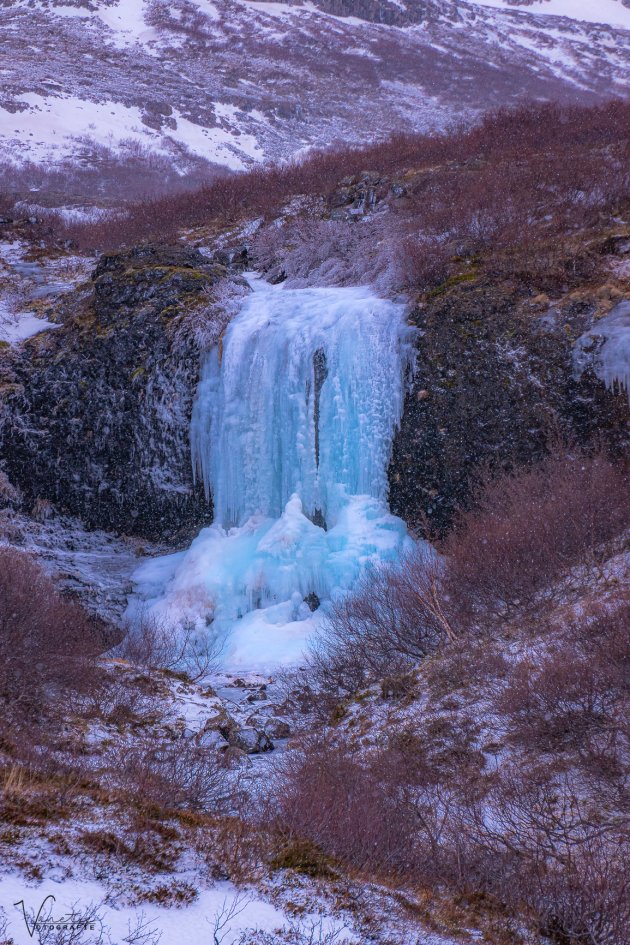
[
  {"xmin": 0, "ymin": 0, "xmax": 629, "ymax": 198},
  {"xmin": 471, "ymin": 0, "xmax": 630, "ymax": 30}
]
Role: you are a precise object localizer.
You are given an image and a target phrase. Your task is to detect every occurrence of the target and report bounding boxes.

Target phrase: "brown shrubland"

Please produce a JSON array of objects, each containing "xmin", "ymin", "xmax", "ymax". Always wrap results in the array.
[
  {"xmin": 270, "ymin": 444, "xmax": 630, "ymax": 944},
  {"xmin": 307, "ymin": 548, "xmax": 455, "ymax": 698},
  {"xmin": 111, "ymin": 612, "xmax": 222, "ymax": 681},
  {"xmin": 269, "ymin": 589, "xmax": 630, "ymax": 941},
  {"xmin": 111, "ymin": 737, "xmax": 232, "ymax": 814},
  {"xmin": 443, "ymin": 448, "xmax": 630, "ymax": 624},
  {"xmin": 0, "ymin": 548, "xmax": 105, "ymax": 730},
  {"xmin": 307, "ymin": 448, "xmax": 630, "ymax": 697},
  {"xmin": 27, "ymin": 100, "xmax": 627, "ymax": 269}
]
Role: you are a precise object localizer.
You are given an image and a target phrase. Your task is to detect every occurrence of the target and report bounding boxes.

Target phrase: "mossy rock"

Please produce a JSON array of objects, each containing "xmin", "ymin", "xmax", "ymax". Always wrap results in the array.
[
  {"xmin": 426, "ymin": 269, "xmax": 478, "ymax": 299},
  {"xmin": 270, "ymin": 839, "xmax": 337, "ymax": 878}
]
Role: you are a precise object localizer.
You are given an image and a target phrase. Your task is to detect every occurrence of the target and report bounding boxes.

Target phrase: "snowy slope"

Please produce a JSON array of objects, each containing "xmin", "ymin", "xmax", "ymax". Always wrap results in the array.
[
  {"xmin": 470, "ymin": 0, "xmax": 630, "ymax": 30},
  {"xmin": 0, "ymin": 240, "xmax": 89, "ymax": 344},
  {"xmin": 0, "ymin": 0, "xmax": 628, "ymax": 196}
]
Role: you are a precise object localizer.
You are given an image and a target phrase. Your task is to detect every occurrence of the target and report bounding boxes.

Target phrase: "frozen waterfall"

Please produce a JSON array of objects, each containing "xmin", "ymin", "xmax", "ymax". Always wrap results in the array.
[
  {"xmin": 574, "ymin": 300, "xmax": 630, "ymax": 403},
  {"xmin": 129, "ymin": 277, "xmax": 416, "ymax": 670}
]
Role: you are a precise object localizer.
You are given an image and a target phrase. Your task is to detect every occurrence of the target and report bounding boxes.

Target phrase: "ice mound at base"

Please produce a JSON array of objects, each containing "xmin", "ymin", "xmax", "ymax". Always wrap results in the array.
[
  {"xmin": 132, "ymin": 491, "xmax": 413, "ymax": 669},
  {"xmin": 129, "ymin": 277, "xmax": 416, "ymax": 672}
]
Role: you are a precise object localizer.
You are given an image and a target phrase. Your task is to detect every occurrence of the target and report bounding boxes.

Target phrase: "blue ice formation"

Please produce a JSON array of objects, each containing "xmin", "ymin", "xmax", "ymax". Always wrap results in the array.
[{"xmin": 130, "ymin": 277, "xmax": 416, "ymax": 670}]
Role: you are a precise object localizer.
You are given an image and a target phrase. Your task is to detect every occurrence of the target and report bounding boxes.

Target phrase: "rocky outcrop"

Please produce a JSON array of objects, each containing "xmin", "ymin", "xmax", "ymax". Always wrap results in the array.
[
  {"xmin": 389, "ymin": 278, "xmax": 630, "ymax": 535},
  {"xmin": 2, "ymin": 238, "xmax": 628, "ymax": 548},
  {"xmin": 311, "ymin": 0, "xmax": 446, "ymax": 26},
  {"xmin": 0, "ymin": 244, "xmax": 228, "ymax": 541}
]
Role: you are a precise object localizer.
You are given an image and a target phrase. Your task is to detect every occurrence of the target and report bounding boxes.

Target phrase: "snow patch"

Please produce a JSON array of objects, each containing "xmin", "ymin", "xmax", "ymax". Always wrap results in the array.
[
  {"xmin": 0, "ymin": 307, "xmax": 59, "ymax": 344},
  {"xmin": 0, "ymin": 875, "xmax": 288, "ymax": 945},
  {"xmin": 96, "ymin": 0, "xmax": 157, "ymax": 48},
  {"xmin": 0, "ymin": 94, "xmax": 151, "ymax": 163},
  {"xmin": 0, "ymin": 93, "xmax": 265, "ymax": 171},
  {"xmin": 166, "ymin": 108, "xmax": 265, "ymax": 169}
]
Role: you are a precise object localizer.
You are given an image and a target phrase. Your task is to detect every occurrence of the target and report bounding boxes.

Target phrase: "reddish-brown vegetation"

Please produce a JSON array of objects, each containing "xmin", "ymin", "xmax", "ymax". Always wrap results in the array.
[
  {"xmin": 111, "ymin": 737, "xmax": 231, "ymax": 813},
  {"xmin": 308, "ymin": 549, "xmax": 455, "ymax": 698},
  {"xmin": 395, "ymin": 235, "xmax": 452, "ymax": 290},
  {"xmin": 308, "ymin": 447, "xmax": 630, "ymax": 698},
  {"xmin": 276, "ymin": 444, "xmax": 630, "ymax": 943},
  {"xmin": 444, "ymin": 449, "xmax": 630, "ymax": 623},
  {"xmin": 0, "ymin": 548, "xmax": 105, "ymax": 730},
  {"xmin": 112, "ymin": 613, "xmax": 221, "ymax": 681},
  {"xmin": 270, "ymin": 585, "xmax": 630, "ymax": 943},
  {"xmin": 47, "ymin": 100, "xmax": 630, "ymax": 266},
  {"xmin": 498, "ymin": 594, "xmax": 630, "ymax": 762}
]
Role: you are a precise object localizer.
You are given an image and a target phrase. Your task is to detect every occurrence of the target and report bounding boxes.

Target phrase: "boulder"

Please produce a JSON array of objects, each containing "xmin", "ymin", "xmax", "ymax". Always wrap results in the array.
[{"xmin": 227, "ymin": 726, "xmax": 274, "ymax": 754}]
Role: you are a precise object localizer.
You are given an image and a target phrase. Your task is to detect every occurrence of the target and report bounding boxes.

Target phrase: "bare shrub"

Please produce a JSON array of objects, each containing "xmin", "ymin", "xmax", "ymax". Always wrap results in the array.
[
  {"xmin": 268, "ymin": 730, "xmax": 630, "ymax": 943},
  {"xmin": 267, "ymin": 730, "xmax": 480, "ymax": 888},
  {"xmin": 250, "ymin": 222, "xmax": 286, "ymax": 276},
  {"xmin": 443, "ymin": 449, "xmax": 630, "ymax": 623},
  {"xmin": 269, "ymin": 736, "xmax": 419, "ymax": 877},
  {"xmin": 169, "ymin": 279, "xmax": 248, "ymax": 352},
  {"xmin": 462, "ymin": 764, "xmax": 630, "ymax": 945},
  {"xmin": 235, "ymin": 921, "xmax": 351, "ymax": 945},
  {"xmin": 251, "ymin": 216, "xmax": 391, "ymax": 289},
  {"xmin": 111, "ymin": 614, "xmax": 221, "ymax": 681},
  {"xmin": 211, "ymin": 892, "xmax": 251, "ymax": 945},
  {"xmin": 0, "ymin": 908, "xmax": 10, "ymax": 945},
  {"xmin": 466, "ymin": 765, "xmax": 606, "ymax": 868},
  {"xmin": 112, "ymin": 737, "xmax": 232, "ymax": 813},
  {"xmin": 252, "ymin": 217, "xmax": 353, "ymax": 285},
  {"xmin": 0, "ymin": 548, "xmax": 104, "ymax": 728},
  {"xmin": 393, "ymin": 235, "xmax": 451, "ymax": 290},
  {"xmin": 88, "ymin": 664, "xmax": 149, "ymax": 728},
  {"xmin": 528, "ymin": 839, "xmax": 630, "ymax": 945},
  {"xmin": 122, "ymin": 913, "xmax": 162, "ymax": 945},
  {"xmin": 198, "ymin": 812, "xmax": 269, "ymax": 883},
  {"xmin": 499, "ymin": 650, "xmax": 620, "ymax": 752},
  {"xmin": 308, "ymin": 548, "xmax": 456, "ymax": 697},
  {"xmin": 496, "ymin": 592, "xmax": 630, "ymax": 795}
]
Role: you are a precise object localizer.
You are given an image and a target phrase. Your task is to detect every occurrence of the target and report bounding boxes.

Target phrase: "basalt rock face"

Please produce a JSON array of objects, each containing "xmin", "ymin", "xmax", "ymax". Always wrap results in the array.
[
  {"xmin": 0, "ymin": 245, "xmax": 225, "ymax": 541},
  {"xmin": 2, "ymin": 240, "xmax": 628, "ymax": 547},
  {"xmin": 389, "ymin": 279, "xmax": 630, "ymax": 536},
  {"xmin": 312, "ymin": 0, "xmax": 431, "ymax": 26}
]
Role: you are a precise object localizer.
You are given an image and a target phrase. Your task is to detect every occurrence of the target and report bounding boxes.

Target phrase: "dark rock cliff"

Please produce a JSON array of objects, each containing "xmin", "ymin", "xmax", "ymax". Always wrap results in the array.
[
  {"xmin": 1, "ymin": 240, "xmax": 628, "ymax": 546},
  {"xmin": 0, "ymin": 245, "xmax": 227, "ymax": 541},
  {"xmin": 389, "ymin": 278, "xmax": 630, "ymax": 535}
]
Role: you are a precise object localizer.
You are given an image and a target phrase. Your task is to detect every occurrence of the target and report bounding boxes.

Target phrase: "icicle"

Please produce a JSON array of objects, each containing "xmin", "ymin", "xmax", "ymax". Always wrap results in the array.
[{"xmin": 191, "ymin": 277, "xmax": 415, "ymax": 527}]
